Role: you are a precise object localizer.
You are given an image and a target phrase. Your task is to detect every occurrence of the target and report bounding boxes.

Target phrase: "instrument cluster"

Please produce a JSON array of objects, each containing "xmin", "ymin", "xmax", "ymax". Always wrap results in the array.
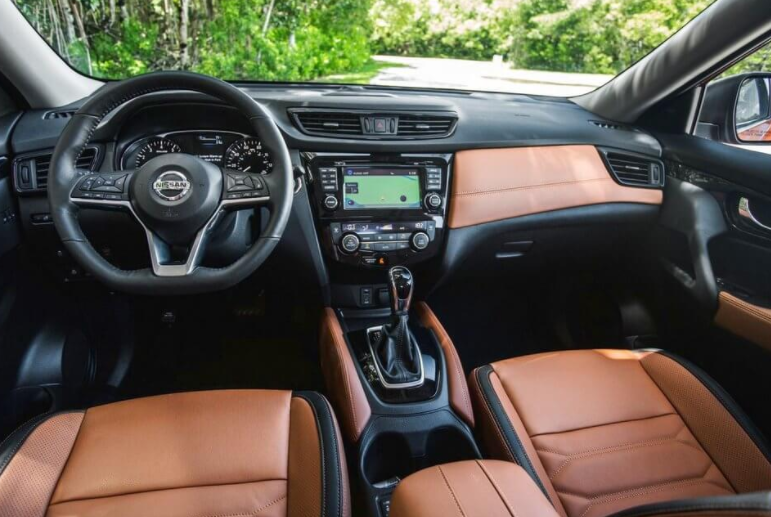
[{"xmin": 120, "ymin": 130, "xmax": 273, "ymax": 174}]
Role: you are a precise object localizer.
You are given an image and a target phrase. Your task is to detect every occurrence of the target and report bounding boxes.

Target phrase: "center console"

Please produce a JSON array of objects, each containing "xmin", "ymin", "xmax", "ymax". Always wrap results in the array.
[{"xmin": 304, "ymin": 153, "xmax": 450, "ymax": 269}]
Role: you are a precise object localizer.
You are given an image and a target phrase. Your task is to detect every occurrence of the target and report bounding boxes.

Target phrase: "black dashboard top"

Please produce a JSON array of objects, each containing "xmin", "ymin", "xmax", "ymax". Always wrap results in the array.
[{"xmin": 7, "ymin": 85, "xmax": 663, "ymax": 158}]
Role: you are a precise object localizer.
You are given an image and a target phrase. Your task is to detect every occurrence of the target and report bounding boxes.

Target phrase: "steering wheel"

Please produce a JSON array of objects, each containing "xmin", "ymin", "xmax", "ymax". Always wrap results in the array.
[{"xmin": 48, "ymin": 72, "xmax": 293, "ymax": 295}]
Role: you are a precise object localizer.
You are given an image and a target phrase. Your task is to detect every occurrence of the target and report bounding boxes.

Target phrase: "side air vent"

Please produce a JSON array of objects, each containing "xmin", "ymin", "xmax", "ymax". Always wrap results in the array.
[
  {"xmin": 43, "ymin": 109, "xmax": 77, "ymax": 120},
  {"xmin": 590, "ymin": 120, "xmax": 634, "ymax": 131},
  {"xmin": 292, "ymin": 110, "xmax": 363, "ymax": 137},
  {"xmin": 599, "ymin": 148, "xmax": 665, "ymax": 188},
  {"xmin": 288, "ymin": 109, "xmax": 458, "ymax": 139},
  {"xmin": 14, "ymin": 147, "xmax": 101, "ymax": 193},
  {"xmin": 397, "ymin": 114, "xmax": 457, "ymax": 137}
]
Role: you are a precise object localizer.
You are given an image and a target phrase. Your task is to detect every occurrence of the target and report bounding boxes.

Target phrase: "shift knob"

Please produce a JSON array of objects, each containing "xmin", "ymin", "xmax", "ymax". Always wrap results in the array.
[{"xmin": 388, "ymin": 266, "xmax": 414, "ymax": 315}]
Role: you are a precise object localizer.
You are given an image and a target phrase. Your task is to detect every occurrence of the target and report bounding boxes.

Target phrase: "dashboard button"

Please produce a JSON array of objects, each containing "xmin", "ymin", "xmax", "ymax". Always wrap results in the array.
[
  {"xmin": 341, "ymin": 233, "xmax": 360, "ymax": 253},
  {"xmin": 411, "ymin": 232, "xmax": 430, "ymax": 251},
  {"xmin": 323, "ymin": 195, "xmax": 339, "ymax": 211}
]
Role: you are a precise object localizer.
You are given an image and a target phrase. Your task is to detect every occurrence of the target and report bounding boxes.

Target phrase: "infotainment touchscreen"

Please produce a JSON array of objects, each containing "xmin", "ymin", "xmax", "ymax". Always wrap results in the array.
[{"xmin": 342, "ymin": 168, "xmax": 421, "ymax": 210}]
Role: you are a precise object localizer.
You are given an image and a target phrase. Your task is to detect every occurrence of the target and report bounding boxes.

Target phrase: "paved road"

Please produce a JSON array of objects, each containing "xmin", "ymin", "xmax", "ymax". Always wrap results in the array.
[{"xmin": 370, "ymin": 55, "xmax": 612, "ymax": 96}]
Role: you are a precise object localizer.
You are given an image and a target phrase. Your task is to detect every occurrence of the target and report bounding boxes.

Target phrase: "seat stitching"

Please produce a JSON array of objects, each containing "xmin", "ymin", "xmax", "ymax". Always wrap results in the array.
[
  {"xmin": 195, "ymin": 494, "xmax": 287, "ymax": 517},
  {"xmin": 475, "ymin": 460, "xmax": 517, "ymax": 517},
  {"xmin": 558, "ymin": 468, "xmax": 727, "ymax": 502},
  {"xmin": 48, "ymin": 479, "xmax": 288, "ymax": 505},
  {"xmin": 529, "ymin": 413, "xmax": 678, "ymax": 439},
  {"xmin": 438, "ymin": 465, "xmax": 466, "ymax": 517},
  {"xmin": 572, "ymin": 478, "xmax": 732, "ymax": 517}
]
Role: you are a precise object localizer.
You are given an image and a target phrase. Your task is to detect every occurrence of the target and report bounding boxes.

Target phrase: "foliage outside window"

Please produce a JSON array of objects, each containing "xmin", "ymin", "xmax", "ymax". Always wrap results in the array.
[{"xmin": 14, "ymin": 0, "xmax": 715, "ymax": 94}]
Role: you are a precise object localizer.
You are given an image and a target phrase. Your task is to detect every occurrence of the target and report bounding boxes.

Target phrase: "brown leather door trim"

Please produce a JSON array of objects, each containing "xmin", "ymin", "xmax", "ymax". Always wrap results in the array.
[
  {"xmin": 715, "ymin": 291, "xmax": 771, "ymax": 350},
  {"xmin": 448, "ymin": 145, "xmax": 663, "ymax": 228}
]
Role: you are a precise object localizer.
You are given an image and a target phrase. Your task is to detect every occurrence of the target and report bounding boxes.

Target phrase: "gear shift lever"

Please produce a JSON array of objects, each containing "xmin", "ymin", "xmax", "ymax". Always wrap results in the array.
[{"xmin": 369, "ymin": 266, "xmax": 424, "ymax": 388}]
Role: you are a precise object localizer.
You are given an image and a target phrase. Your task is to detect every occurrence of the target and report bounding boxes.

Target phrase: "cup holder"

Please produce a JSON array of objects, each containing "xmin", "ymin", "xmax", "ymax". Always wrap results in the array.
[{"xmin": 362, "ymin": 426, "xmax": 478, "ymax": 486}]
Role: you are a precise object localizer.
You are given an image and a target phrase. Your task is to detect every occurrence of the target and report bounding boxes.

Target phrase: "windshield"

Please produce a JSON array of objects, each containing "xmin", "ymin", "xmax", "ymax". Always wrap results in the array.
[{"xmin": 14, "ymin": 0, "xmax": 714, "ymax": 96}]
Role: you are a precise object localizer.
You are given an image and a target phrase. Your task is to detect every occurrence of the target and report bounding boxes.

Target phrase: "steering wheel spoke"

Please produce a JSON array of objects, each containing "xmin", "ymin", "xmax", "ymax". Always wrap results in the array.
[
  {"xmin": 221, "ymin": 169, "xmax": 271, "ymax": 208},
  {"xmin": 70, "ymin": 169, "xmax": 135, "ymax": 208},
  {"xmin": 142, "ymin": 208, "xmax": 225, "ymax": 277}
]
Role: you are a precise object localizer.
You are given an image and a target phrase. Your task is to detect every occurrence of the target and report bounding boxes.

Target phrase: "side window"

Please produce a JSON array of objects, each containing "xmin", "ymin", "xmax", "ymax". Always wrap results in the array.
[
  {"xmin": 697, "ymin": 42, "xmax": 771, "ymax": 150},
  {"xmin": 0, "ymin": 87, "xmax": 14, "ymax": 118}
]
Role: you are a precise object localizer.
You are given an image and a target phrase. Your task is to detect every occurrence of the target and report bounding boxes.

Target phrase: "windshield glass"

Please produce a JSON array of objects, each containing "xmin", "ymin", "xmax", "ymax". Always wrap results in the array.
[{"xmin": 14, "ymin": 0, "xmax": 713, "ymax": 96}]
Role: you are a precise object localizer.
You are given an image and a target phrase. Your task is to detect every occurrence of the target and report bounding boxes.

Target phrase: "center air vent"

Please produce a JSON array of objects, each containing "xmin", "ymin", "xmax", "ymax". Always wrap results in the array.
[
  {"xmin": 14, "ymin": 147, "xmax": 101, "ymax": 193},
  {"xmin": 599, "ymin": 148, "xmax": 665, "ymax": 188},
  {"xmin": 288, "ymin": 109, "xmax": 457, "ymax": 140}
]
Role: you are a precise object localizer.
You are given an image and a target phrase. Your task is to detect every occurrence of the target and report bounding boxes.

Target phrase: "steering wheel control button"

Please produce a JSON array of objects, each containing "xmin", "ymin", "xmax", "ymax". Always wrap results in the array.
[
  {"xmin": 324, "ymin": 195, "xmax": 339, "ymax": 211},
  {"xmin": 341, "ymin": 233, "xmax": 360, "ymax": 253},
  {"xmin": 411, "ymin": 231, "xmax": 430, "ymax": 251}
]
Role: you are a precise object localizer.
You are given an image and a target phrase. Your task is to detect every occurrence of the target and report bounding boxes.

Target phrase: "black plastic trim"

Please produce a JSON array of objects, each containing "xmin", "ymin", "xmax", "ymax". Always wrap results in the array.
[
  {"xmin": 294, "ymin": 392, "xmax": 346, "ymax": 517},
  {"xmin": 474, "ymin": 365, "xmax": 553, "ymax": 503},
  {"xmin": 610, "ymin": 491, "xmax": 771, "ymax": 517}
]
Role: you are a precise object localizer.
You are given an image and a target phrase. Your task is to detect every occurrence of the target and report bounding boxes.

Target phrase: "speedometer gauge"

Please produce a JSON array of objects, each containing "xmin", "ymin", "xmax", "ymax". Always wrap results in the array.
[
  {"xmin": 134, "ymin": 138, "xmax": 181, "ymax": 168},
  {"xmin": 224, "ymin": 138, "xmax": 273, "ymax": 174}
]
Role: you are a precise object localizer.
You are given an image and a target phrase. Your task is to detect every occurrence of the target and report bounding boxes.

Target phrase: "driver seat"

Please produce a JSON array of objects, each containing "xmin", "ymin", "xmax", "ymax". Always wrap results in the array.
[{"xmin": 0, "ymin": 390, "xmax": 350, "ymax": 517}]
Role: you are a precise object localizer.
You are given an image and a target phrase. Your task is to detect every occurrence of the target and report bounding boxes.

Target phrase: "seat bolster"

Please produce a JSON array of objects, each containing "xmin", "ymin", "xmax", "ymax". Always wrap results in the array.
[
  {"xmin": 0, "ymin": 411, "xmax": 85, "ymax": 517},
  {"xmin": 389, "ymin": 460, "xmax": 561, "ymax": 517},
  {"xmin": 609, "ymin": 491, "xmax": 771, "ymax": 517},
  {"xmin": 639, "ymin": 351, "xmax": 771, "ymax": 493},
  {"xmin": 469, "ymin": 365, "xmax": 567, "ymax": 517},
  {"xmin": 289, "ymin": 392, "xmax": 351, "ymax": 517}
]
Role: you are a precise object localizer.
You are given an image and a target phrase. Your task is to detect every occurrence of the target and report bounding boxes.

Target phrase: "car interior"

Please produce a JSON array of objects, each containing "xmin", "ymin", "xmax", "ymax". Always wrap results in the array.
[{"xmin": 1, "ymin": 0, "xmax": 771, "ymax": 516}]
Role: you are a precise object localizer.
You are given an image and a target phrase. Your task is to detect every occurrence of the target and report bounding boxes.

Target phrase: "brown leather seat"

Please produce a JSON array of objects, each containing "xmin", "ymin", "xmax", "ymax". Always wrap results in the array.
[
  {"xmin": 0, "ymin": 390, "xmax": 350, "ymax": 517},
  {"xmin": 469, "ymin": 349, "xmax": 771, "ymax": 517}
]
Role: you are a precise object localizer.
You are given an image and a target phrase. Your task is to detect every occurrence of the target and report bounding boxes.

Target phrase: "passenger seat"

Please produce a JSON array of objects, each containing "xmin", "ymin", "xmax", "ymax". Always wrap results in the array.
[{"xmin": 391, "ymin": 349, "xmax": 771, "ymax": 517}]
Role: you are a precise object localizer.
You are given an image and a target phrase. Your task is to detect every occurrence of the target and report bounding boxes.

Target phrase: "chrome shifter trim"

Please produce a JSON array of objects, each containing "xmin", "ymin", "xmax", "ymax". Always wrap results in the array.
[{"xmin": 366, "ymin": 325, "xmax": 425, "ymax": 390}]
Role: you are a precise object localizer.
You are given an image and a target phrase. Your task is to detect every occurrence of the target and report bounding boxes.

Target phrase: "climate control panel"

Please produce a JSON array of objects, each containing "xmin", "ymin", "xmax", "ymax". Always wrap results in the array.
[{"xmin": 330, "ymin": 220, "xmax": 438, "ymax": 267}]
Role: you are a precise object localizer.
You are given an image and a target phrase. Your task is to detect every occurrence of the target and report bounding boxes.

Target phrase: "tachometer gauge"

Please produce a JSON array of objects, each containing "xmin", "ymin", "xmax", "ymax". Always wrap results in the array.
[
  {"xmin": 134, "ymin": 138, "xmax": 182, "ymax": 168},
  {"xmin": 224, "ymin": 138, "xmax": 273, "ymax": 173}
]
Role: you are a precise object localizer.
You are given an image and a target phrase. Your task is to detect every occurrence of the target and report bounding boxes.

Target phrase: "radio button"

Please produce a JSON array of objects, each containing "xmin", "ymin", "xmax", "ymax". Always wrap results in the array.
[
  {"xmin": 411, "ymin": 232, "xmax": 430, "ymax": 251},
  {"xmin": 341, "ymin": 233, "xmax": 360, "ymax": 253},
  {"xmin": 425, "ymin": 193, "xmax": 443, "ymax": 210},
  {"xmin": 323, "ymin": 195, "xmax": 339, "ymax": 211}
]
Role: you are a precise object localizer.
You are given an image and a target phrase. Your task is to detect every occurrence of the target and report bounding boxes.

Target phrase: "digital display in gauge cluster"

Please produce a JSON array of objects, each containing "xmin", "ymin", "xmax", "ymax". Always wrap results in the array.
[{"xmin": 121, "ymin": 131, "xmax": 273, "ymax": 174}]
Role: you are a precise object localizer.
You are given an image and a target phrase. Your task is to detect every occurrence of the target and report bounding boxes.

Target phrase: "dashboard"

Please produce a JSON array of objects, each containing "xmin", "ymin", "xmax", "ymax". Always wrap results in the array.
[
  {"xmin": 4, "ymin": 85, "xmax": 667, "ymax": 304},
  {"xmin": 120, "ymin": 130, "xmax": 273, "ymax": 173}
]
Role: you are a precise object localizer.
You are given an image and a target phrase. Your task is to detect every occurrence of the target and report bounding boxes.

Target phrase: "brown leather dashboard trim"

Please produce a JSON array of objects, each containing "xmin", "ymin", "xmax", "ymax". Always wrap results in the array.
[
  {"xmin": 715, "ymin": 291, "xmax": 771, "ymax": 351},
  {"xmin": 448, "ymin": 145, "xmax": 663, "ymax": 228}
]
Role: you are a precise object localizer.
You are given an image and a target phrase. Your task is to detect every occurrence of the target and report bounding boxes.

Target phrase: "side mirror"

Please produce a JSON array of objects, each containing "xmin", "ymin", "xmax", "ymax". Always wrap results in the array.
[{"xmin": 697, "ymin": 73, "xmax": 771, "ymax": 145}]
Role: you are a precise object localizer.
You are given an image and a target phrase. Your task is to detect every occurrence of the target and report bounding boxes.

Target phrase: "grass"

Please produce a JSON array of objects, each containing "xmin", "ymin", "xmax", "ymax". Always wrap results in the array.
[{"xmin": 318, "ymin": 59, "xmax": 407, "ymax": 85}]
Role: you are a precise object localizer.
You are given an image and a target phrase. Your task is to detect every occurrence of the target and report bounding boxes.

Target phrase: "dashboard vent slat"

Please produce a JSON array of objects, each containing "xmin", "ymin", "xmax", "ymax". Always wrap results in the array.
[
  {"xmin": 43, "ymin": 109, "xmax": 77, "ymax": 120},
  {"xmin": 14, "ymin": 147, "xmax": 100, "ymax": 193},
  {"xmin": 288, "ymin": 109, "xmax": 457, "ymax": 140},
  {"xmin": 599, "ymin": 148, "xmax": 665, "ymax": 189}
]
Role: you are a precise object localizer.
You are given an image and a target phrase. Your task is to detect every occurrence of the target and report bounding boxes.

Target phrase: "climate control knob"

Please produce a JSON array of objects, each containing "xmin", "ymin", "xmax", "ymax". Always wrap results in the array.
[
  {"xmin": 340, "ymin": 233, "xmax": 361, "ymax": 253},
  {"xmin": 411, "ymin": 231, "xmax": 430, "ymax": 251},
  {"xmin": 323, "ymin": 195, "xmax": 339, "ymax": 211},
  {"xmin": 424, "ymin": 193, "xmax": 443, "ymax": 210}
]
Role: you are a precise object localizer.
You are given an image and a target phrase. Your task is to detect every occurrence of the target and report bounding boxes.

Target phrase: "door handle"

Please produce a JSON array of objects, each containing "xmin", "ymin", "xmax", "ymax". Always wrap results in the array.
[{"xmin": 738, "ymin": 197, "xmax": 771, "ymax": 231}]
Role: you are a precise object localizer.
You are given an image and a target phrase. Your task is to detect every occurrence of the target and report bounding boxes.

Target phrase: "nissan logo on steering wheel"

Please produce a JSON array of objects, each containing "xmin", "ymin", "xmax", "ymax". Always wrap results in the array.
[{"xmin": 153, "ymin": 171, "xmax": 192, "ymax": 202}]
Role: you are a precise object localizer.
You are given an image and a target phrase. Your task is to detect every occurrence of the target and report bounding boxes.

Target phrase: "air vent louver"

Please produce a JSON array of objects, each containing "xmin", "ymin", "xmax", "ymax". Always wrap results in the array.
[
  {"xmin": 600, "ymin": 148, "xmax": 664, "ymax": 188},
  {"xmin": 288, "ymin": 109, "xmax": 457, "ymax": 139},
  {"xmin": 14, "ymin": 147, "xmax": 99, "ymax": 192},
  {"xmin": 293, "ymin": 111, "xmax": 363, "ymax": 136},
  {"xmin": 44, "ymin": 110, "xmax": 76, "ymax": 120},
  {"xmin": 590, "ymin": 120, "xmax": 633, "ymax": 131},
  {"xmin": 397, "ymin": 114, "xmax": 456, "ymax": 137}
]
